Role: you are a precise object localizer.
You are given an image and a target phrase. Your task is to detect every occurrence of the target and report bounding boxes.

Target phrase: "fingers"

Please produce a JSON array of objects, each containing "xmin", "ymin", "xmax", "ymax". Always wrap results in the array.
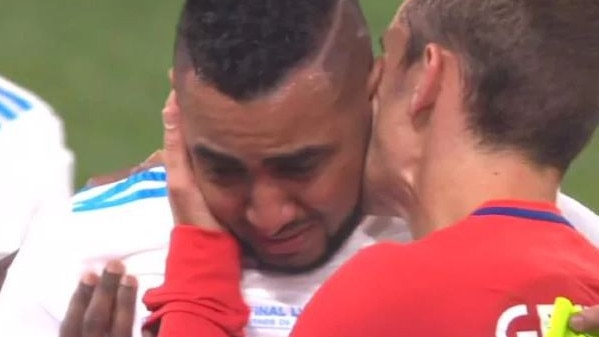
[
  {"xmin": 109, "ymin": 275, "xmax": 139, "ymax": 337},
  {"xmin": 59, "ymin": 273, "xmax": 99, "ymax": 337},
  {"xmin": 570, "ymin": 306, "xmax": 599, "ymax": 334},
  {"xmin": 162, "ymin": 91, "xmax": 222, "ymax": 230},
  {"xmin": 60, "ymin": 261, "xmax": 138, "ymax": 337},
  {"xmin": 163, "ymin": 90, "xmax": 177, "ymax": 127},
  {"xmin": 162, "ymin": 93, "xmax": 223, "ymax": 230},
  {"xmin": 162, "ymin": 92, "xmax": 194, "ymax": 223},
  {"xmin": 81, "ymin": 261, "xmax": 125, "ymax": 337},
  {"xmin": 162, "ymin": 92, "xmax": 194, "ymax": 193}
]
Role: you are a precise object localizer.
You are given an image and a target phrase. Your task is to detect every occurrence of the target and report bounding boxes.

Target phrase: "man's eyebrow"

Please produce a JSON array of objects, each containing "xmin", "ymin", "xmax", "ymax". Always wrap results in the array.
[
  {"xmin": 193, "ymin": 144, "xmax": 244, "ymax": 166},
  {"xmin": 263, "ymin": 145, "xmax": 335, "ymax": 165}
]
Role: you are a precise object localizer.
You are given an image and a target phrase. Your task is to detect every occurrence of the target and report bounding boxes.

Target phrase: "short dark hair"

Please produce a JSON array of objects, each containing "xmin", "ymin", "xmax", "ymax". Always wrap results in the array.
[
  {"xmin": 176, "ymin": 0, "xmax": 338, "ymax": 101},
  {"xmin": 401, "ymin": 0, "xmax": 599, "ymax": 171}
]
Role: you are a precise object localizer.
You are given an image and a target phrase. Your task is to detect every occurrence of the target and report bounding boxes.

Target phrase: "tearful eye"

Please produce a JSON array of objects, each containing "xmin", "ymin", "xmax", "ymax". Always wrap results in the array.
[
  {"xmin": 205, "ymin": 166, "xmax": 247, "ymax": 184},
  {"xmin": 210, "ymin": 166, "xmax": 243, "ymax": 175},
  {"xmin": 268, "ymin": 149, "xmax": 334, "ymax": 180},
  {"xmin": 192, "ymin": 145, "xmax": 247, "ymax": 185},
  {"xmin": 275, "ymin": 161, "xmax": 319, "ymax": 178}
]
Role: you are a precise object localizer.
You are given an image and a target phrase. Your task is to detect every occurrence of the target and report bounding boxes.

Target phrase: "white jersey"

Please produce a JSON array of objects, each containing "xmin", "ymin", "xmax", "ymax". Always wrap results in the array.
[
  {"xmin": 0, "ymin": 166, "xmax": 597, "ymax": 337},
  {"xmin": 0, "ymin": 75, "xmax": 74, "ymax": 258}
]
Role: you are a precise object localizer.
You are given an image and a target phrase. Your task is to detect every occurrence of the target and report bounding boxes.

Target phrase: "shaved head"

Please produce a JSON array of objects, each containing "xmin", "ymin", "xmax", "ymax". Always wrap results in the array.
[
  {"xmin": 174, "ymin": 0, "xmax": 371, "ymax": 103},
  {"xmin": 313, "ymin": 0, "xmax": 373, "ymax": 103}
]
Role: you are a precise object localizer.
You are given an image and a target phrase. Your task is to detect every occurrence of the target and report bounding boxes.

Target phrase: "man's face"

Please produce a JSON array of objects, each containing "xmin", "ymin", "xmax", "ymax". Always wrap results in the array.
[
  {"xmin": 364, "ymin": 5, "xmax": 419, "ymax": 217},
  {"xmin": 175, "ymin": 66, "xmax": 370, "ymax": 272}
]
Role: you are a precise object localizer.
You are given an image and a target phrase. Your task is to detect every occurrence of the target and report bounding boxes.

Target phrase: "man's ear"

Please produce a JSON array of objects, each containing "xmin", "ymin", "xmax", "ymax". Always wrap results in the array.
[
  {"xmin": 168, "ymin": 68, "xmax": 174, "ymax": 87},
  {"xmin": 409, "ymin": 43, "xmax": 443, "ymax": 117}
]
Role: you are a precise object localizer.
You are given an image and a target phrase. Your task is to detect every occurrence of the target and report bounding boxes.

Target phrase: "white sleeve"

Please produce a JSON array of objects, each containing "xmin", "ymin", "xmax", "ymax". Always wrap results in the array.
[
  {"xmin": 557, "ymin": 192, "xmax": 599, "ymax": 245},
  {"xmin": 0, "ymin": 168, "xmax": 173, "ymax": 337},
  {"xmin": 0, "ymin": 75, "xmax": 75, "ymax": 334},
  {"xmin": 0, "ymin": 75, "xmax": 74, "ymax": 257}
]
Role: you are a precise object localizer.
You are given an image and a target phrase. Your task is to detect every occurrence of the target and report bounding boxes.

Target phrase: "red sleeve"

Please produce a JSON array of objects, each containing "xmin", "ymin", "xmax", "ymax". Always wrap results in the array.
[
  {"xmin": 290, "ymin": 242, "xmax": 412, "ymax": 337},
  {"xmin": 142, "ymin": 225, "xmax": 249, "ymax": 337}
]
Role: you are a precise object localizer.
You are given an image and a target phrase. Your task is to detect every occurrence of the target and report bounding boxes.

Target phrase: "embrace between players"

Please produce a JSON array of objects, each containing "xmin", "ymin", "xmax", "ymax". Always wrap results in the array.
[{"xmin": 3, "ymin": 0, "xmax": 599, "ymax": 336}]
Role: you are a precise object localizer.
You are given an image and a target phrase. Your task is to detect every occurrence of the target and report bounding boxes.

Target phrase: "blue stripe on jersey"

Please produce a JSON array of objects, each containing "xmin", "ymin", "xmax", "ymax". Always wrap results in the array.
[
  {"xmin": 73, "ymin": 187, "xmax": 167, "ymax": 212},
  {"xmin": 0, "ymin": 85, "xmax": 33, "ymax": 121},
  {"xmin": 472, "ymin": 206, "xmax": 572, "ymax": 228},
  {"xmin": 0, "ymin": 101, "xmax": 17, "ymax": 119},
  {"xmin": 73, "ymin": 169, "xmax": 167, "ymax": 212},
  {"xmin": 75, "ymin": 170, "xmax": 166, "ymax": 206},
  {"xmin": 0, "ymin": 86, "xmax": 33, "ymax": 111}
]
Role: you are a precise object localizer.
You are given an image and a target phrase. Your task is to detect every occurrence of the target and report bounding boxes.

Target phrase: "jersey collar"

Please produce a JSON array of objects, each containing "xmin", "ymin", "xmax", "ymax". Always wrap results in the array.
[{"xmin": 471, "ymin": 199, "xmax": 571, "ymax": 228}]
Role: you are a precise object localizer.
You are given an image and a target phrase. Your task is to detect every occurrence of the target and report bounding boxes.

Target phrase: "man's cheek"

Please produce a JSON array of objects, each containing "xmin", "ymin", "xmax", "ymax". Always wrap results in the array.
[
  {"xmin": 203, "ymin": 189, "xmax": 244, "ymax": 225},
  {"xmin": 307, "ymin": 184, "xmax": 358, "ymax": 222}
]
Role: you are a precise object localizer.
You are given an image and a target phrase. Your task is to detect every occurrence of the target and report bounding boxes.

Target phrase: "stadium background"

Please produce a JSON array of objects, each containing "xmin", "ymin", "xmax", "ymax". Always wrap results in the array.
[{"xmin": 0, "ymin": 0, "xmax": 597, "ymax": 210}]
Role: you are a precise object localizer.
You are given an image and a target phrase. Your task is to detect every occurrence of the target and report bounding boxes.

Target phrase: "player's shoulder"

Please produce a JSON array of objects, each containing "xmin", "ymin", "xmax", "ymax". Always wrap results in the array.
[
  {"xmin": 72, "ymin": 166, "xmax": 169, "ymax": 214},
  {"xmin": 557, "ymin": 192, "xmax": 599, "ymax": 246},
  {"xmin": 0, "ymin": 75, "xmax": 58, "ymax": 128},
  {"xmin": 48, "ymin": 166, "xmax": 172, "ymax": 265}
]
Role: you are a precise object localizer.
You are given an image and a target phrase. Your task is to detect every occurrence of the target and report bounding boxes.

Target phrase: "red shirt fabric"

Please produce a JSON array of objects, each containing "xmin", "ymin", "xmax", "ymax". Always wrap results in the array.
[
  {"xmin": 143, "ymin": 200, "xmax": 599, "ymax": 337},
  {"xmin": 142, "ymin": 225, "xmax": 249, "ymax": 337},
  {"xmin": 292, "ymin": 200, "xmax": 599, "ymax": 337}
]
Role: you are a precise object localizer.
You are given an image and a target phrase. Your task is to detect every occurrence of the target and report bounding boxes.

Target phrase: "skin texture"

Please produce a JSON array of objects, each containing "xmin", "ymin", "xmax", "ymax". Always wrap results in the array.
[{"xmin": 59, "ymin": 261, "xmax": 143, "ymax": 337}]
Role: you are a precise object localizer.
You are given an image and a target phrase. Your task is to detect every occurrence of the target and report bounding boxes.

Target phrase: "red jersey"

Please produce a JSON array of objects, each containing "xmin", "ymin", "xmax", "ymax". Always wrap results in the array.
[
  {"xmin": 142, "ymin": 226, "xmax": 249, "ymax": 337},
  {"xmin": 292, "ymin": 200, "xmax": 599, "ymax": 337},
  {"xmin": 143, "ymin": 200, "xmax": 599, "ymax": 337}
]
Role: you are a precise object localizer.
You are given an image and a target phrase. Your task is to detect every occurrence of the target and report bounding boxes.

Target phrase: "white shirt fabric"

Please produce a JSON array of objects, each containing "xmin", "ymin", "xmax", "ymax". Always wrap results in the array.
[
  {"xmin": 0, "ymin": 165, "xmax": 596, "ymax": 337},
  {"xmin": 0, "ymin": 75, "xmax": 74, "ymax": 258}
]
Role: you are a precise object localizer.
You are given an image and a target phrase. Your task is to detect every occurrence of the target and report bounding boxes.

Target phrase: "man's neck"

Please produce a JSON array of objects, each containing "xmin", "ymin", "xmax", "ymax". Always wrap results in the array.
[{"xmin": 409, "ymin": 149, "xmax": 562, "ymax": 239}]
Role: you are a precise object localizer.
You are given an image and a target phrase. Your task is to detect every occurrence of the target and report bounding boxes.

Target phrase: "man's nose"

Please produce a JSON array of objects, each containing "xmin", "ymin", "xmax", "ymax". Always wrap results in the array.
[{"xmin": 245, "ymin": 180, "xmax": 296, "ymax": 237}]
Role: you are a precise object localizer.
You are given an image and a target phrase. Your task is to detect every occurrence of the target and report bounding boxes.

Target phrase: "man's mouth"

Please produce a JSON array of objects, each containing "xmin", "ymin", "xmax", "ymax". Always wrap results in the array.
[{"xmin": 257, "ymin": 226, "xmax": 312, "ymax": 255}]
